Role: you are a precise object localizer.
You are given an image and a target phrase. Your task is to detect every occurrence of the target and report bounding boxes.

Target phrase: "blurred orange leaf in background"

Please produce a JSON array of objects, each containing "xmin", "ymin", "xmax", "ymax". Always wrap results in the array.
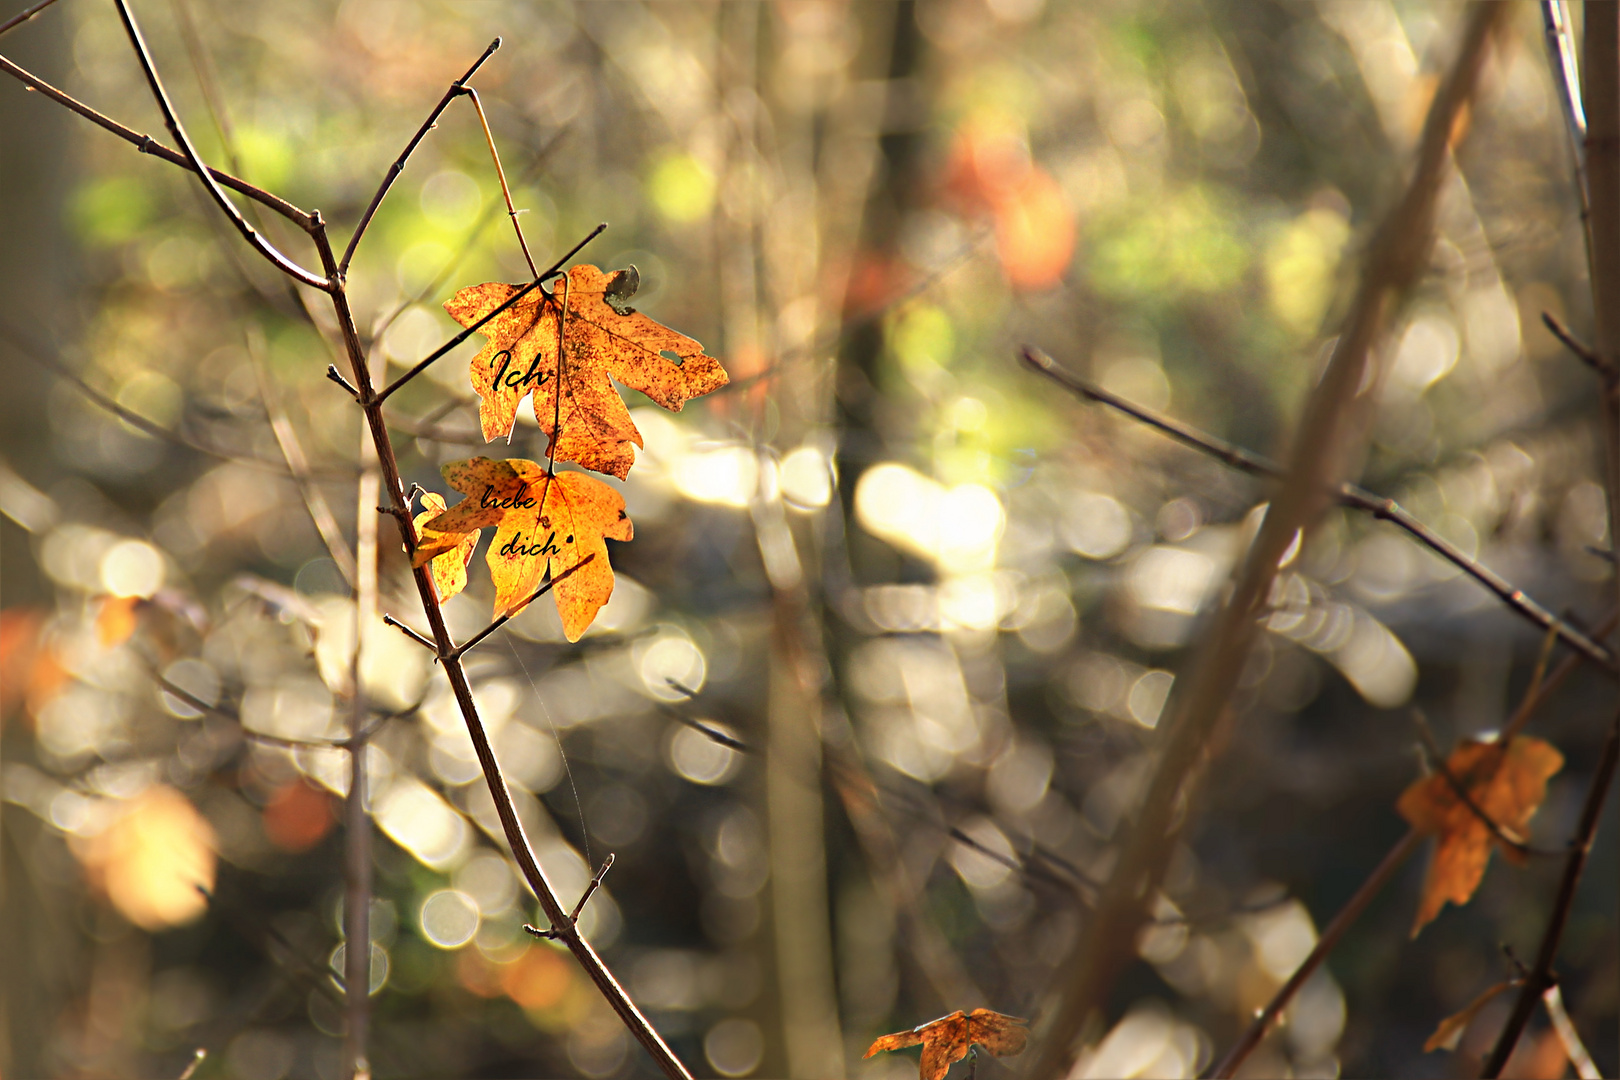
[
  {"xmin": 262, "ymin": 779, "xmax": 336, "ymax": 853},
  {"xmin": 1397, "ymin": 735, "xmax": 1563, "ymax": 936},
  {"xmin": 864, "ymin": 1008, "xmax": 1028, "ymax": 1080},
  {"xmin": 94, "ymin": 594, "xmax": 140, "ymax": 647},
  {"xmin": 446, "ymin": 264, "xmax": 728, "ymax": 479},
  {"xmin": 71, "ymin": 785, "xmax": 216, "ymax": 931},
  {"xmin": 944, "ymin": 116, "xmax": 1075, "ymax": 290},
  {"xmin": 414, "ymin": 457, "xmax": 632, "ymax": 639}
]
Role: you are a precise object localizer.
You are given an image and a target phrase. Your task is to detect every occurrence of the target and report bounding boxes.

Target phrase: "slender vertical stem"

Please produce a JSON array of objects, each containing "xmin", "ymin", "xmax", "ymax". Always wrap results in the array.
[
  {"xmin": 465, "ymin": 88, "xmax": 537, "ymax": 277},
  {"xmin": 343, "ymin": 404, "xmax": 381, "ymax": 1080},
  {"xmin": 1208, "ymin": 831, "xmax": 1422, "ymax": 1078},
  {"xmin": 1480, "ymin": 708, "xmax": 1620, "ymax": 1077},
  {"xmin": 305, "ymin": 222, "xmax": 692, "ymax": 1080},
  {"xmin": 1027, "ymin": 10, "xmax": 1505, "ymax": 1076}
]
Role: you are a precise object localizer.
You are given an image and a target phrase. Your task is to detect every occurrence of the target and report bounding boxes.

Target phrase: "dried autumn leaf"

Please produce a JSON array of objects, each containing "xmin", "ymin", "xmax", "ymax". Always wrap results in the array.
[
  {"xmin": 864, "ymin": 1009, "xmax": 1028, "ymax": 1080},
  {"xmin": 1397, "ymin": 735, "xmax": 1563, "ymax": 936},
  {"xmin": 413, "ymin": 457, "xmax": 631, "ymax": 641},
  {"xmin": 412, "ymin": 492, "xmax": 476, "ymax": 603},
  {"xmin": 446, "ymin": 264, "xmax": 729, "ymax": 478},
  {"xmin": 1424, "ymin": 980, "xmax": 1519, "ymax": 1053}
]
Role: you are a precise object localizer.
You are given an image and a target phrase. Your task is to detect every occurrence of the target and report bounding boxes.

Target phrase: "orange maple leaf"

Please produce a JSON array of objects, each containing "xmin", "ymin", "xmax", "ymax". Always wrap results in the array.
[
  {"xmin": 1396, "ymin": 735, "xmax": 1563, "ymax": 936},
  {"xmin": 445, "ymin": 264, "xmax": 729, "ymax": 479},
  {"xmin": 412, "ymin": 492, "xmax": 477, "ymax": 603},
  {"xmin": 864, "ymin": 1009, "xmax": 1028, "ymax": 1080},
  {"xmin": 412, "ymin": 457, "xmax": 631, "ymax": 641}
]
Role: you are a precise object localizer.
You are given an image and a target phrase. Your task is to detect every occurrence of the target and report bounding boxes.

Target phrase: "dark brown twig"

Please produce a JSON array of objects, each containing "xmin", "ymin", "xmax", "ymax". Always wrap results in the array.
[
  {"xmin": 1210, "ymin": 607, "xmax": 1616, "ymax": 1078},
  {"xmin": 1481, "ymin": 706, "xmax": 1620, "ymax": 1077},
  {"xmin": 111, "ymin": 0, "xmax": 327, "ymax": 289},
  {"xmin": 448, "ymin": 556, "xmax": 594, "ymax": 660},
  {"xmin": 380, "ymin": 613, "xmax": 438, "ymax": 653},
  {"xmin": 373, "ymin": 222, "xmax": 607, "ymax": 404},
  {"xmin": 1542, "ymin": 312, "xmax": 1609, "ymax": 375},
  {"xmin": 0, "ymin": 0, "xmax": 62, "ymax": 39},
  {"xmin": 337, "ymin": 38, "xmax": 502, "ymax": 275},
  {"xmin": 1022, "ymin": 347, "xmax": 1617, "ymax": 674},
  {"xmin": 524, "ymin": 852, "xmax": 616, "ymax": 939},
  {"xmin": 1208, "ymin": 830, "xmax": 1423, "ymax": 1078}
]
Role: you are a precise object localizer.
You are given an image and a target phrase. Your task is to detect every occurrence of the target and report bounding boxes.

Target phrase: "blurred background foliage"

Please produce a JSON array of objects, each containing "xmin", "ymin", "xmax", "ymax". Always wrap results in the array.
[{"xmin": 0, "ymin": 1, "xmax": 1615, "ymax": 1078}]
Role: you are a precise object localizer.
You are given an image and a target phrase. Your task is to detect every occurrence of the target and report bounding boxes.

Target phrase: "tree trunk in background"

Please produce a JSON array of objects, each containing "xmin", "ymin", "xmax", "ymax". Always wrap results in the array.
[{"xmin": 0, "ymin": 12, "xmax": 75, "ymax": 1078}]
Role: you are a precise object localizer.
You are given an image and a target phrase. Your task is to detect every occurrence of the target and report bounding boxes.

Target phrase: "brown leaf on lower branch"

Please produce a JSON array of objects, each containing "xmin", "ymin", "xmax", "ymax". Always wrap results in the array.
[
  {"xmin": 864, "ymin": 1009, "xmax": 1028, "ymax": 1080},
  {"xmin": 1396, "ymin": 735, "xmax": 1563, "ymax": 936}
]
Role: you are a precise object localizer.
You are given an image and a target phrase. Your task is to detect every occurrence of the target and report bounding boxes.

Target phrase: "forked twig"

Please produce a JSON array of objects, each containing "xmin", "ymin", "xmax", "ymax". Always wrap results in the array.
[
  {"xmin": 449, "ymin": 555, "xmax": 594, "ymax": 660},
  {"xmin": 524, "ymin": 852, "xmax": 616, "ymax": 939},
  {"xmin": 1542, "ymin": 311, "xmax": 1611, "ymax": 376},
  {"xmin": 111, "ymin": 0, "xmax": 327, "ymax": 289},
  {"xmin": 1211, "ymin": 608, "xmax": 1616, "ymax": 1078},
  {"xmin": 1021, "ymin": 347, "xmax": 1617, "ymax": 673},
  {"xmin": 1481, "ymin": 706, "xmax": 1620, "ymax": 1077},
  {"xmin": 338, "ymin": 38, "xmax": 503, "ymax": 275}
]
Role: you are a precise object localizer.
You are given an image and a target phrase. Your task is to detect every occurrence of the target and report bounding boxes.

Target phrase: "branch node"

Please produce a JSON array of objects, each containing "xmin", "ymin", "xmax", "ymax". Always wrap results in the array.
[{"xmin": 1542, "ymin": 311, "xmax": 1615, "ymax": 376}]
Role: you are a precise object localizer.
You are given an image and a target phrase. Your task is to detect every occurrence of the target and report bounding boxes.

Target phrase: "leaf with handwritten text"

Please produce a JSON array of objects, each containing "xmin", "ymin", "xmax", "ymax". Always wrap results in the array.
[
  {"xmin": 864, "ymin": 1009, "xmax": 1028, "ymax": 1080},
  {"xmin": 413, "ymin": 457, "xmax": 631, "ymax": 640},
  {"xmin": 445, "ymin": 264, "xmax": 728, "ymax": 478},
  {"xmin": 1397, "ymin": 735, "xmax": 1563, "ymax": 936},
  {"xmin": 412, "ymin": 492, "xmax": 476, "ymax": 603}
]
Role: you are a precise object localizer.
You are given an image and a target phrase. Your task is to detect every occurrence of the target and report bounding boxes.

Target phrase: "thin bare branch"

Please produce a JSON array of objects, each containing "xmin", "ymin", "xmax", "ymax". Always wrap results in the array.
[
  {"xmin": 373, "ymin": 222, "xmax": 607, "ymax": 404},
  {"xmin": 525, "ymin": 852, "xmax": 616, "ymax": 939},
  {"xmin": 338, "ymin": 38, "xmax": 502, "ymax": 275},
  {"xmin": 380, "ymin": 613, "xmax": 438, "ymax": 653},
  {"xmin": 1209, "ymin": 830, "xmax": 1424, "ymax": 1078},
  {"xmin": 1022, "ymin": 347, "xmax": 1616, "ymax": 673},
  {"xmin": 1543, "ymin": 311, "xmax": 1612, "ymax": 375},
  {"xmin": 0, "ymin": 319, "xmax": 345, "ymax": 477},
  {"xmin": 465, "ymin": 87, "xmax": 537, "ymax": 277},
  {"xmin": 1027, "ymin": 11, "xmax": 1508, "ymax": 1075},
  {"xmin": 0, "ymin": 0, "xmax": 62, "ymax": 39},
  {"xmin": 1542, "ymin": 983, "xmax": 1602, "ymax": 1080},
  {"xmin": 252, "ymin": 345, "xmax": 359, "ymax": 587},
  {"xmin": 448, "ymin": 556, "xmax": 593, "ymax": 660},
  {"xmin": 0, "ymin": 52, "xmax": 313, "ymax": 227},
  {"xmin": 111, "ymin": 0, "xmax": 328, "ymax": 288},
  {"xmin": 302, "ymin": 209, "xmax": 689, "ymax": 1077},
  {"xmin": 1212, "ymin": 607, "xmax": 1616, "ymax": 1078},
  {"xmin": 1481, "ymin": 706, "xmax": 1620, "ymax": 1076}
]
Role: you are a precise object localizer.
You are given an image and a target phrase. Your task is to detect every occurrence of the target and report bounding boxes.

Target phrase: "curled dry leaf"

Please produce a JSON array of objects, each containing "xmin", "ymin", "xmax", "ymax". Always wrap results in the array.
[
  {"xmin": 413, "ymin": 457, "xmax": 631, "ymax": 641},
  {"xmin": 1424, "ymin": 979, "xmax": 1519, "ymax": 1053},
  {"xmin": 445, "ymin": 264, "xmax": 729, "ymax": 478},
  {"xmin": 412, "ymin": 492, "xmax": 476, "ymax": 603},
  {"xmin": 864, "ymin": 1009, "xmax": 1028, "ymax": 1080},
  {"xmin": 1396, "ymin": 735, "xmax": 1563, "ymax": 936}
]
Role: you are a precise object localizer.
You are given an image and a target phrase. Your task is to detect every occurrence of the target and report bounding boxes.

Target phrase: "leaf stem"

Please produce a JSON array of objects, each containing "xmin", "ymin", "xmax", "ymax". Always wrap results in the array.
[{"xmin": 464, "ymin": 86, "xmax": 538, "ymax": 277}]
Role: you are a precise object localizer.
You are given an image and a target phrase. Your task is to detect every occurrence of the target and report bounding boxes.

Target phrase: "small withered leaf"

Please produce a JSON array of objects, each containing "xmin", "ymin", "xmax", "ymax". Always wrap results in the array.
[
  {"xmin": 412, "ymin": 457, "xmax": 631, "ymax": 641},
  {"xmin": 445, "ymin": 264, "xmax": 727, "ymax": 478},
  {"xmin": 1423, "ymin": 980, "xmax": 1519, "ymax": 1053},
  {"xmin": 863, "ymin": 1009, "xmax": 1028, "ymax": 1080},
  {"xmin": 412, "ymin": 492, "xmax": 476, "ymax": 604},
  {"xmin": 1396, "ymin": 735, "xmax": 1563, "ymax": 936}
]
